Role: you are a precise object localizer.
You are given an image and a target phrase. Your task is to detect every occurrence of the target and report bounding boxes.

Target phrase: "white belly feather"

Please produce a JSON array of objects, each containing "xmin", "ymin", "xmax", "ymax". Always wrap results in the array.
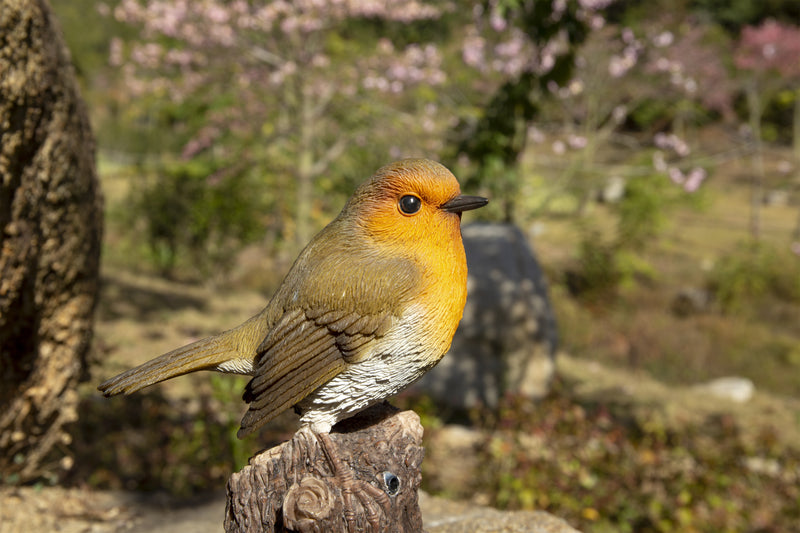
[{"xmin": 296, "ymin": 304, "xmax": 440, "ymax": 432}]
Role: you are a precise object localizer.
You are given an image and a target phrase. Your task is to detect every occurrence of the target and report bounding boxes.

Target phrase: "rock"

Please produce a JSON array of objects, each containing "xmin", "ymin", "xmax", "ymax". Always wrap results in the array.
[
  {"xmin": 419, "ymin": 491, "xmax": 582, "ymax": 533},
  {"xmin": 671, "ymin": 287, "xmax": 712, "ymax": 317},
  {"xmin": 762, "ymin": 190, "xmax": 790, "ymax": 206},
  {"xmin": 695, "ymin": 377, "xmax": 755, "ymax": 403},
  {"xmin": 423, "ymin": 425, "xmax": 484, "ymax": 498},
  {"xmin": 598, "ymin": 176, "xmax": 626, "ymax": 204},
  {"xmin": 413, "ymin": 223, "xmax": 558, "ymax": 409}
]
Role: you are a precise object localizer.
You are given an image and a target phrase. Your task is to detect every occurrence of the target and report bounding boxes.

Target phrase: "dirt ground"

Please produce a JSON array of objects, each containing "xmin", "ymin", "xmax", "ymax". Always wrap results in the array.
[{"xmin": 0, "ymin": 487, "xmax": 582, "ymax": 533}]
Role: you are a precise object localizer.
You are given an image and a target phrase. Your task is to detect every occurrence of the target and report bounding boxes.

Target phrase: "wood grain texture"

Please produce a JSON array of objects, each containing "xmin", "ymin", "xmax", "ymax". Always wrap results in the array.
[{"xmin": 225, "ymin": 404, "xmax": 425, "ymax": 533}]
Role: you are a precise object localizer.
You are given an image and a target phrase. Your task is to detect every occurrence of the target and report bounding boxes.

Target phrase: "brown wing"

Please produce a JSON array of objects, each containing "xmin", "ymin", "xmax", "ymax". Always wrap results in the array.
[
  {"xmin": 236, "ymin": 224, "xmax": 421, "ymax": 437},
  {"xmin": 237, "ymin": 306, "xmax": 395, "ymax": 437}
]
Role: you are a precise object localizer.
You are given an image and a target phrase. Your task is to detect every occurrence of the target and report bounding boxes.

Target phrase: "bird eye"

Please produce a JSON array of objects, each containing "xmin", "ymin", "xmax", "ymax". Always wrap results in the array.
[{"xmin": 398, "ymin": 194, "xmax": 422, "ymax": 215}]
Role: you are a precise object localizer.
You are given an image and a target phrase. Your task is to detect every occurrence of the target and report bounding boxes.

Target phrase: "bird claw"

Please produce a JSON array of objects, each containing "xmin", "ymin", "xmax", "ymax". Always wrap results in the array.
[{"xmin": 316, "ymin": 432, "xmax": 391, "ymax": 532}]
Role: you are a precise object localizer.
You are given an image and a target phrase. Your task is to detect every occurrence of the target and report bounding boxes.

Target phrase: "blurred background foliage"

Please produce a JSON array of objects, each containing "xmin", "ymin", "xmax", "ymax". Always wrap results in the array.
[
  {"xmin": 54, "ymin": 0, "xmax": 800, "ymax": 279},
  {"xmin": 46, "ymin": 0, "xmax": 800, "ymax": 530}
]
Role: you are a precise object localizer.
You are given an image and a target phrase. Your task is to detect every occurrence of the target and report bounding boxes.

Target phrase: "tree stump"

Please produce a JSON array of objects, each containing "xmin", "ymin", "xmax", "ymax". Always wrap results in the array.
[
  {"xmin": 225, "ymin": 403, "xmax": 425, "ymax": 533},
  {"xmin": 0, "ymin": 0, "xmax": 103, "ymax": 483}
]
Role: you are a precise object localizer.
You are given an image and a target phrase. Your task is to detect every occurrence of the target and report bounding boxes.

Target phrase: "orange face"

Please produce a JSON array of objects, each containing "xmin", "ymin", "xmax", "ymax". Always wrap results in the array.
[{"xmin": 350, "ymin": 159, "xmax": 465, "ymax": 253}]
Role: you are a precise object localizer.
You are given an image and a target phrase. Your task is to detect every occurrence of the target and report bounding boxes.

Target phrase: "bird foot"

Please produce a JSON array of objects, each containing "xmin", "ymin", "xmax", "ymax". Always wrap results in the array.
[{"xmin": 316, "ymin": 431, "xmax": 391, "ymax": 532}]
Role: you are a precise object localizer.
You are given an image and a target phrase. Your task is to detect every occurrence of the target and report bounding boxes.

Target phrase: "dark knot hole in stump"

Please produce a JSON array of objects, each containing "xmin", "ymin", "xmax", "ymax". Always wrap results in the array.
[{"xmin": 382, "ymin": 471, "xmax": 400, "ymax": 496}]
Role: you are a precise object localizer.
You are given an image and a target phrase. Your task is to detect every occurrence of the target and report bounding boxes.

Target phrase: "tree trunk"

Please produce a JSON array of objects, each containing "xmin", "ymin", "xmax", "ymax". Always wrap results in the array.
[
  {"xmin": 295, "ymin": 83, "xmax": 314, "ymax": 250},
  {"xmin": 793, "ymin": 89, "xmax": 800, "ymax": 163},
  {"xmin": 745, "ymin": 80, "xmax": 764, "ymax": 242},
  {"xmin": 225, "ymin": 404, "xmax": 425, "ymax": 533},
  {"xmin": 0, "ymin": 0, "xmax": 103, "ymax": 483}
]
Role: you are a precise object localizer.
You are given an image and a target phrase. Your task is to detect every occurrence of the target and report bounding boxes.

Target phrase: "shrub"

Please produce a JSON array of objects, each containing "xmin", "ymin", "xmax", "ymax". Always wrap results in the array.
[
  {"xmin": 133, "ymin": 158, "xmax": 265, "ymax": 277},
  {"xmin": 476, "ymin": 386, "xmax": 800, "ymax": 532},
  {"xmin": 708, "ymin": 242, "xmax": 800, "ymax": 312}
]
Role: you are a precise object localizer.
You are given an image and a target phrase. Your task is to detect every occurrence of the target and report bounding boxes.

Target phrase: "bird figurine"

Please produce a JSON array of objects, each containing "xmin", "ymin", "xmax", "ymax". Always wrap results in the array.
[{"xmin": 99, "ymin": 158, "xmax": 487, "ymax": 438}]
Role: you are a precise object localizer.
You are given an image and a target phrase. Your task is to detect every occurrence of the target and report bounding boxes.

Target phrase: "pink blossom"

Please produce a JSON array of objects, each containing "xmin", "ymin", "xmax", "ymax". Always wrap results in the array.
[
  {"xmin": 621, "ymin": 27, "xmax": 635, "ymax": 44},
  {"xmin": 652, "ymin": 151, "xmax": 667, "ymax": 172},
  {"xmin": 587, "ymin": 15, "xmax": 605, "ymax": 30},
  {"xmin": 567, "ymin": 79, "xmax": 584, "ymax": 95},
  {"xmin": 646, "ymin": 24, "xmax": 735, "ymax": 118},
  {"xmin": 182, "ymin": 125, "xmax": 220, "ymax": 160},
  {"xmin": 350, "ymin": 0, "xmax": 440, "ymax": 22},
  {"xmin": 489, "ymin": 12, "xmax": 507, "ymax": 32},
  {"xmin": 652, "ymin": 57, "xmax": 671, "ymax": 72},
  {"xmin": 654, "ymin": 133, "xmax": 690, "ymax": 157},
  {"xmin": 109, "ymin": 37, "xmax": 124, "ymax": 67},
  {"xmin": 578, "ymin": 0, "xmax": 615, "ymax": 9},
  {"xmin": 527, "ymin": 126, "xmax": 545, "ymax": 144},
  {"xmin": 552, "ymin": 0, "xmax": 567, "ymax": 18},
  {"xmin": 130, "ymin": 43, "xmax": 164, "ymax": 69},
  {"xmin": 377, "ymin": 38, "xmax": 395, "ymax": 54},
  {"xmin": 735, "ymin": 19, "xmax": 800, "ymax": 78},
  {"xmin": 612, "ymin": 105, "xmax": 627, "ymax": 123},
  {"xmin": 652, "ymin": 31, "xmax": 673, "ymax": 48},
  {"xmin": 495, "ymin": 38, "xmax": 523, "ymax": 57},
  {"xmin": 683, "ymin": 167, "xmax": 707, "ymax": 192},
  {"xmin": 165, "ymin": 49, "xmax": 195, "ymax": 68},
  {"xmin": 311, "ymin": 54, "xmax": 331, "ymax": 68},
  {"xmin": 567, "ymin": 134, "xmax": 587, "ymax": 149},
  {"xmin": 668, "ymin": 166, "xmax": 684, "ymax": 185},
  {"xmin": 608, "ymin": 54, "xmax": 633, "ymax": 77}
]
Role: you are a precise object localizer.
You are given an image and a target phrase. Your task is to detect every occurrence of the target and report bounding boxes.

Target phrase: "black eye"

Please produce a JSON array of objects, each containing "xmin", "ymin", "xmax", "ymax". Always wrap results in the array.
[{"xmin": 399, "ymin": 195, "xmax": 421, "ymax": 215}]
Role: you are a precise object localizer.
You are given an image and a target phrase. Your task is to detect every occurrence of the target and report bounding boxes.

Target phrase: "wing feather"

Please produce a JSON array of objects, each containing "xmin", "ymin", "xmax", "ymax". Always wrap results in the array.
[
  {"xmin": 237, "ymin": 238, "xmax": 421, "ymax": 436},
  {"xmin": 239, "ymin": 346, "xmax": 344, "ymax": 437},
  {"xmin": 238, "ymin": 308, "xmax": 396, "ymax": 436},
  {"xmin": 245, "ymin": 326, "xmax": 332, "ymax": 396},
  {"xmin": 255, "ymin": 308, "xmax": 305, "ymax": 354}
]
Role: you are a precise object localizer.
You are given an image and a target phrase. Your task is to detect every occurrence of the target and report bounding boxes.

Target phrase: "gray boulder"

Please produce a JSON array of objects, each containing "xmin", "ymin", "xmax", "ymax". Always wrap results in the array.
[{"xmin": 412, "ymin": 223, "xmax": 558, "ymax": 409}]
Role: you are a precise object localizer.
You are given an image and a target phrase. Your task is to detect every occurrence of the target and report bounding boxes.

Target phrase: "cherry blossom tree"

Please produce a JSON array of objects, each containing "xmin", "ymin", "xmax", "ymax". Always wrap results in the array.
[
  {"xmin": 453, "ymin": 0, "xmax": 612, "ymax": 222},
  {"xmin": 453, "ymin": 5, "xmax": 719, "ymax": 297},
  {"xmin": 461, "ymin": 14, "xmax": 711, "ymax": 223},
  {"xmin": 108, "ymin": 0, "xmax": 449, "ymax": 254},
  {"xmin": 734, "ymin": 19, "xmax": 800, "ymax": 241}
]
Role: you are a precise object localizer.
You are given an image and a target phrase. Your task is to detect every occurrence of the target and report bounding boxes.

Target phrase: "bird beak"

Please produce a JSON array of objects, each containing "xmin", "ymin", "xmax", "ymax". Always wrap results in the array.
[{"xmin": 441, "ymin": 195, "xmax": 489, "ymax": 213}]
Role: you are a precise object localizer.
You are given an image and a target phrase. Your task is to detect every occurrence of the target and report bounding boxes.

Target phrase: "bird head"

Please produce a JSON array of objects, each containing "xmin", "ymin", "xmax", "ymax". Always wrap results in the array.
[{"xmin": 343, "ymin": 159, "xmax": 487, "ymax": 249}]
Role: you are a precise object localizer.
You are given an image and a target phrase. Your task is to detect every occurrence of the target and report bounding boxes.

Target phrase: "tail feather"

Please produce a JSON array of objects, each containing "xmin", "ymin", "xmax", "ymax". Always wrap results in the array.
[{"xmin": 98, "ymin": 335, "xmax": 238, "ymax": 397}]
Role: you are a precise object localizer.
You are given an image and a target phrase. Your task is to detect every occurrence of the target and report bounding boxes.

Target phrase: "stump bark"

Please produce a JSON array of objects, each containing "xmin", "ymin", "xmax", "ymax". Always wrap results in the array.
[
  {"xmin": 0, "ymin": 0, "xmax": 103, "ymax": 482},
  {"xmin": 225, "ymin": 404, "xmax": 425, "ymax": 533}
]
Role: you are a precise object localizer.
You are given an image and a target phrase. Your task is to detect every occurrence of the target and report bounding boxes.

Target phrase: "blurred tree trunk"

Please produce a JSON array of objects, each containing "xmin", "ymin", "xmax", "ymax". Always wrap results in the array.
[
  {"xmin": 295, "ymin": 85, "xmax": 314, "ymax": 249},
  {"xmin": 745, "ymin": 79, "xmax": 763, "ymax": 242},
  {"xmin": 794, "ymin": 89, "xmax": 800, "ymax": 163},
  {"xmin": 793, "ymin": 91, "xmax": 800, "ymax": 243},
  {"xmin": 0, "ymin": 0, "xmax": 103, "ymax": 483}
]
